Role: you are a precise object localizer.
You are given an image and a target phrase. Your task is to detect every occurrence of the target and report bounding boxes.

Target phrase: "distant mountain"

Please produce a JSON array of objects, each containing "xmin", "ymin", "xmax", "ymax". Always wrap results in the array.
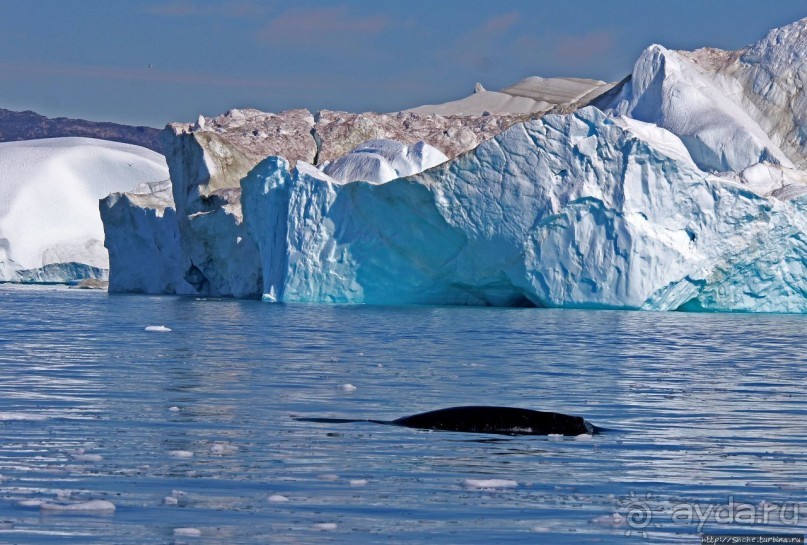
[{"xmin": 0, "ymin": 108, "xmax": 164, "ymax": 154}]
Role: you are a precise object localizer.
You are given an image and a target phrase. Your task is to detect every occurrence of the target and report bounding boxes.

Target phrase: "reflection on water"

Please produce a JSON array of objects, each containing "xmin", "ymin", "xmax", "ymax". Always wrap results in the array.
[{"xmin": 0, "ymin": 284, "xmax": 806, "ymax": 543}]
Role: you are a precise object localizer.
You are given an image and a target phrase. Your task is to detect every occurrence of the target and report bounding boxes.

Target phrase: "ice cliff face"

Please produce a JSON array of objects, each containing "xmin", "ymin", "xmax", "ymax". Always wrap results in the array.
[
  {"xmin": 242, "ymin": 107, "xmax": 807, "ymax": 311},
  {"xmin": 102, "ymin": 106, "xmax": 533, "ymax": 296},
  {"xmin": 599, "ymin": 17, "xmax": 806, "ymax": 173},
  {"xmin": 100, "ymin": 180, "xmax": 193, "ymax": 294},
  {"xmin": 0, "ymin": 138, "xmax": 167, "ymax": 283}
]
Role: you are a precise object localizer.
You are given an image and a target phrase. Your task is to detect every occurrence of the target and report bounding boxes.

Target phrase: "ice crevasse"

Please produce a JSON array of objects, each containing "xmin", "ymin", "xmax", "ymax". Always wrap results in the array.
[{"xmin": 241, "ymin": 107, "xmax": 807, "ymax": 312}]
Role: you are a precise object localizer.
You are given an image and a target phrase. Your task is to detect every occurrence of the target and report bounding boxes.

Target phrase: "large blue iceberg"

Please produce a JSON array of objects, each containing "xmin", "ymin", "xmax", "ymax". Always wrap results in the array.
[
  {"xmin": 242, "ymin": 107, "xmax": 807, "ymax": 311},
  {"xmin": 101, "ymin": 17, "xmax": 807, "ymax": 312}
]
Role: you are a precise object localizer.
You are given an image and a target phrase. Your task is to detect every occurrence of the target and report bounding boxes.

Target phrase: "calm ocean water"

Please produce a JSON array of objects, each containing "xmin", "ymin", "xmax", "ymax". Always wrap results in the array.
[{"xmin": 0, "ymin": 284, "xmax": 806, "ymax": 544}]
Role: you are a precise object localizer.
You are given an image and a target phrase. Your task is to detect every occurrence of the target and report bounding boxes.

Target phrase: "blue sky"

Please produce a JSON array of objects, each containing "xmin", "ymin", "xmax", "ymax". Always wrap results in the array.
[{"xmin": 1, "ymin": 1, "xmax": 804, "ymax": 127}]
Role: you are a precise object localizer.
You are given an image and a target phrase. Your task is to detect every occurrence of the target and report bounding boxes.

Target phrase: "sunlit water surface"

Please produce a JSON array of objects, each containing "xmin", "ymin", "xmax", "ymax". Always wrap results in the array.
[{"xmin": 0, "ymin": 285, "xmax": 806, "ymax": 544}]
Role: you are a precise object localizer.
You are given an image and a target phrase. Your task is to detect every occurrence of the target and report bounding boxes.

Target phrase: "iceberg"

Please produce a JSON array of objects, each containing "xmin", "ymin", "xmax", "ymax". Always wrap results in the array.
[
  {"xmin": 0, "ymin": 137, "xmax": 168, "ymax": 283},
  {"xmin": 100, "ymin": 179, "xmax": 193, "ymax": 294},
  {"xmin": 101, "ymin": 17, "xmax": 807, "ymax": 312},
  {"xmin": 102, "ymin": 107, "xmax": 525, "ymax": 297},
  {"xmin": 242, "ymin": 107, "xmax": 807, "ymax": 311},
  {"xmin": 598, "ymin": 17, "xmax": 806, "ymax": 172}
]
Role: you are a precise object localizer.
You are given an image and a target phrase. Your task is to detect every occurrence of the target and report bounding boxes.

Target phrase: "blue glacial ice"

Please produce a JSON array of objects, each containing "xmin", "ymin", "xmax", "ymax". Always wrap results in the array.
[{"xmin": 242, "ymin": 107, "xmax": 807, "ymax": 311}]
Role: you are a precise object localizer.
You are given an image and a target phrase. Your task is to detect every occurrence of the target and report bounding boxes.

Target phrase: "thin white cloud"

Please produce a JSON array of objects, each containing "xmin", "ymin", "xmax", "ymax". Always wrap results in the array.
[{"xmin": 257, "ymin": 6, "xmax": 389, "ymax": 49}]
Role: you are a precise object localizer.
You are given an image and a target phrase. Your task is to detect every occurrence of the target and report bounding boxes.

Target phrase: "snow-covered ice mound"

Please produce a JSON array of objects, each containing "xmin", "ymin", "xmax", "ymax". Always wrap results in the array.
[
  {"xmin": 407, "ymin": 76, "xmax": 614, "ymax": 116},
  {"xmin": 242, "ymin": 107, "xmax": 807, "ymax": 311},
  {"xmin": 0, "ymin": 137, "xmax": 168, "ymax": 282},
  {"xmin": 322, "ymin": 139, "xmax": 448, "ymax": 184},
  {"xmin": 598, "ymin": 17, "xmax": 807, "ymax": 172}
]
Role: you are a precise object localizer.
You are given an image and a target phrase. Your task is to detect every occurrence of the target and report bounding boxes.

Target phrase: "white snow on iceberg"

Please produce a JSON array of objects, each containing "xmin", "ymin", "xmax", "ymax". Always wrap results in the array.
[
  {"xmin": 598, "ymin": 17, "xmax": 807, "ymax": 173},
  {"xmin": 322, "ymin": 139, "xmax": 447, "ymax": 184},
  {"xmin": 0, "ymin": 137, "xmax": 168, "ymax": 283}
]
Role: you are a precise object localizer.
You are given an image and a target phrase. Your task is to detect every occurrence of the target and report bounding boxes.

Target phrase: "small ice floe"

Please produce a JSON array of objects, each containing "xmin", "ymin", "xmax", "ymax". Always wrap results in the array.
[
  {"xmin": 268, "ymin": 494, "xmax": 289, "ymax": 503},
  {"xmin": 0, "ymin": 412, "xmax": 47, "ymax": 421},
  {"xmin": 574, "ymin": 434, "xmax": 593, "ymax": 441},
  {"xmin": 72, "ymin": 453, "xmax": 103, "ymax": 463},
  {"xmin": 349, "ymin": 479, "xmax": 368, "ymax": 487},
  {"xmin": 313, "ymin": 522, "xmax": 337, "ymax": 531},
  {"xmin": 40, "ymin": 500, "xmax": 116, "ymax": 513},
  {"xmin": 209, "ymin": 442, "xmax": 237, "ymax": 455},
  {"xmin": 168, "ymin": 450, "xmax": 194, "ymax": 458},
  {"xmin": 55, "ymin": 490, "xmax": 73, "ymax": 501},
  {"xmin": 163, "ymin": 489, "xmax": 188, "ymax": 506},
  {"xmin": 145, "ymin": 325, "xmax": 172, "ymax": 333},
  {"xmin": 463, "ymin": 479, "xmax": 518, "ymax": 490},
  {"xmin": 18, "ymin": 499, "xmax": 43, "ymax": 507},
  {"xmin": 173, "ymin": 527, "xmax": 201, "ymax": 537},
  {"xmin": 338, "ymin": 383, "xmax": 357, "ymax": 392},
  {"xmin": 590, "ymin": 513, "xmax": 626, "ymax": 527},
  {"xmin": 169, "ymin": 406, "xmax": 181, "ymax": 412}
]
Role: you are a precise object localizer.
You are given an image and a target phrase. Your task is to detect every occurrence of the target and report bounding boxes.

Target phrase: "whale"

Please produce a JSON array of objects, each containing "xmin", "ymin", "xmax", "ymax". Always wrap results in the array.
[{"xmin": 297, "ymin": 406, "xmax": 598, "ymax": 436}]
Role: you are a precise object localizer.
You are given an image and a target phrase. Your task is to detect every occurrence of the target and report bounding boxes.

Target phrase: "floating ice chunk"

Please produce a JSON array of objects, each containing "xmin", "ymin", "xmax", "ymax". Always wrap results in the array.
[
  {"xmin": 209, "ymin": 442, "xmax": 237, "ymax": 455},
  {"xmin": 169, "ymin": 406, "xmax": 181, "ymax": 412},
  {"xmin": 463, "ymin": 479, "xmax": 519, "ymax": 489},
  {"xmin": 590, "ymin": 513, "xmax": 626, "ymax": 526},
  {"xmin": 40, "ymin": 500, "xmax": 116, "ymax": 513},
  {"xmin": 0, "ymin": 412, "xmax": 48, "ymax": 421},
  {"xmin": 145, "ymin": 325, "xmax": 172, "ymax": 332},
  {"xmin": 338, "ymin": 384, "xmax": 357, "ymax": 392},
  {"xmin": 72, "ymin": 453, "xmax": 103, "ymax": 462},
  {"xmin": 574, "ymin": 434, "xmax": 593, "ymax": 441},
  {"xmin": 163, "ymin": 496, "xmax": 178, "ymax": 505},
  {"xmin": 173, "ymin": 527, "xmax": 201, "ymax": 537},
  {"xmin": 313, "ymin": 522, "xmax": 338, "ymax": 531},
  {"xmin": 168, "ymin": 450, "xmax": 194, "ymax": 458},
  {"xmin": 18, "ymin": 499, "xmax": 43, "ymax": 507},
  {"xmin": 55, "ymin": 490, "xmax": 73, "ymax": 501},
  {"xmin": 268, "ymin": 494, "xmax": 289, "ymax": 502},
  {"xmin": 349, "ymin": 479, "xmax": 368, "ymax": 487}
]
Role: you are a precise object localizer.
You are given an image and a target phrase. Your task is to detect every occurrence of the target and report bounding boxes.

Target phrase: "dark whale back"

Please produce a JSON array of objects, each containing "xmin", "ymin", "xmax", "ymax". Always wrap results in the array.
[{"xmin": 392, "ymin": 406, "xmax": 594, "ymax": 436}]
